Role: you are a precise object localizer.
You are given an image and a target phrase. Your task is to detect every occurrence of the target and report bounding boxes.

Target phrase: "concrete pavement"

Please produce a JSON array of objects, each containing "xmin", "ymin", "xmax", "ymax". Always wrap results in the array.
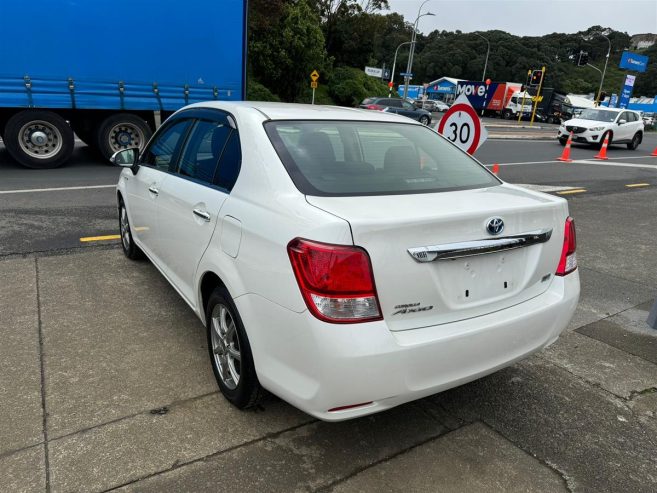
[{"xmin": 1, "ymin": 187, "xmax": 656, "ymax": 492}]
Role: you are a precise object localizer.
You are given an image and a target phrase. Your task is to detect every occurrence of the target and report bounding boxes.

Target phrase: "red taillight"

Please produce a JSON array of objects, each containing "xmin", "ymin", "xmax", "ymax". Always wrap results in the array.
[
  {"xmin": 365, "ymin": 104, "xmax": 384, "ymax": 110},
  {"xmin": 287, "ymin": 238, "xmax": 382, "ymax": 323},
  {"xmin": 556, "ymin": 217, "xmax": 577, "ymax": 276}
]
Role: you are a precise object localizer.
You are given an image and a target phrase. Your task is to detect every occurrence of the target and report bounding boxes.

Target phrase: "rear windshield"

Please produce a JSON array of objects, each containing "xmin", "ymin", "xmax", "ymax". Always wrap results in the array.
[{"xmin": 264, "ymin": 121, "xmax": 500, "ymax": 196}]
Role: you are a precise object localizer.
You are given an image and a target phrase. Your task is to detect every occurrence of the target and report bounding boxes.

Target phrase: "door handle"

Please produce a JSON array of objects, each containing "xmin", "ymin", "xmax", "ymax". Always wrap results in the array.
[
  {"xmin": 148, "ymin": 186, "xmax": 159, "ymax": 195},
  {"xmin": 193, "ymin": 209, "xmax": 211, "ymax": 222}
]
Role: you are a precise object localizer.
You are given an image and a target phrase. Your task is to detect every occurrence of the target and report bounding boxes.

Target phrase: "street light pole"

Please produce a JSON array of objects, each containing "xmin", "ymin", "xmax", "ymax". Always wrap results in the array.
[
  {"xmin": 390, "ymin": 41, "xmax": 413, "ymax": 98},
  {"xmin": 596, "ymin": 34, "xmax": 611, "ymax": 105},
  {"xmin": 403, "ymin": 0, "xmax": 434, "ymax": 99},
  {"xmin": 473, "ymin": 32, "xmax": 490, "ymax": 82}
]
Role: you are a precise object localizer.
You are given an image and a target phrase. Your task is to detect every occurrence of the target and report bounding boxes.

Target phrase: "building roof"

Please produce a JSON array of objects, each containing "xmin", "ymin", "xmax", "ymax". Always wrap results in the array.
[{"xmin": 426, "ymin": 77, "xmax": 464, "ymax": 87}]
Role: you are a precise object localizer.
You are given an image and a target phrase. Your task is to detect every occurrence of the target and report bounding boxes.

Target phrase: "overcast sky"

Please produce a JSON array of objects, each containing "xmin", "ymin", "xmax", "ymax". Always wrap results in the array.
[{"xmin": 386, "ymin": 0, "xmax": 657, "ymax": 36}]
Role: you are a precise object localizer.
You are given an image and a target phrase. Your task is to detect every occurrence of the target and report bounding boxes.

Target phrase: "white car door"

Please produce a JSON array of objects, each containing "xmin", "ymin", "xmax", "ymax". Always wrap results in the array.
[
  {"xmin": 616, "ymin": 111, "xmax": 633, "ymax": 141},
  {"xmin": 156, "ymin": 110, "xmax": 242, "ymax": 304},
  {"xmin": 126, "ymin": 118, "xmax": 193, "ymax": 262}
]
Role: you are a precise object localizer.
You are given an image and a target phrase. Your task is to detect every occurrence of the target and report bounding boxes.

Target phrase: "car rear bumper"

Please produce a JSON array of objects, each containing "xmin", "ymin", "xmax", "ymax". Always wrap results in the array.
[{"xmin": 236, "ymin": 271, "xmax": 579, "ymax": 421}]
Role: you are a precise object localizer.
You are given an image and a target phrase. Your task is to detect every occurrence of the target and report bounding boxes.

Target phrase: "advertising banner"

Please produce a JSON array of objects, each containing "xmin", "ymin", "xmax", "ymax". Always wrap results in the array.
[
  {"xmin": 609, "ymin": 93, "xmax": 618, "ymax": 108},
  {"xmin": 618, "ymin": 75, "xmax": 636, "ymax": 109},
  {"xmin": 619, "ymin": 51, "xmax": 649, "ymax": 73}
]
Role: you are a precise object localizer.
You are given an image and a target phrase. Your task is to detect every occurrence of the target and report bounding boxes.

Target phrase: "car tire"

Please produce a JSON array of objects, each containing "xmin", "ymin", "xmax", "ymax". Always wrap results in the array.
[
  {"xmin": 118, "ymin": 199, "xmax": 145, "ymax": 260},
  {"xmin": 96, "ymin": 113, "xmax": 152, "ymax": 162},
  {"xmin": 4, "ymin": 110, "xmax": 74, "ymax": 169},
  {"xmin": 627, "ymin": 132, "xmax": 642, "ymax": 150},
  {"xmin": 598, "ymin": 131, "xmax": 612, "ymax": 149},
  {"xmin": 558, "ymin": 137, "xmax": 568, "ymax": 146},
  {"xmin": 419, "ymin": 115, "xmax": 430, "ymax": 125},
  {"xmin": 206, "ymin": 285, "xmax": 264, "ymax": 409}
]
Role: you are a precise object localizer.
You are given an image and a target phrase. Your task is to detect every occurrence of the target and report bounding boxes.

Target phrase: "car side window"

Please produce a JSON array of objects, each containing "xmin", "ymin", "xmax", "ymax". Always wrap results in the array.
[
  {"xmin": 140, "ymin": 119, "xmax": 191, "ymax": 171},
  {"xmin": 213, "ymin": 130, "xmax": 242, "ymax": 191},
  {"xmin": 386, "ymin": 100, "xmax": 401, "ymax": 108},
  {"xmin": 177, "ymin": 119, "xmax": 231, "ymax": 185},
  {"xmin": 402, "ymin": 101, "xmax": 414, "ymax": 110},
  {"xmin": 628, "ymin": 112, "xmax": 638, "ymax": 122}
]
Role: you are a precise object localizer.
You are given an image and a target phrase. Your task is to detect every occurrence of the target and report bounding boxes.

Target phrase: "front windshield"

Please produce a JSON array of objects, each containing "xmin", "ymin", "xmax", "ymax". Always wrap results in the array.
[{"xmin": 578, "ymin": 109, "xmax": 617, "ymax": 122}]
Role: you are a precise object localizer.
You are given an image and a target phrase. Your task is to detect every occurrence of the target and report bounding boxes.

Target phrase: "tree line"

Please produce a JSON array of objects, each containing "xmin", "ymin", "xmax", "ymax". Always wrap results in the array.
[{"xmin": 247, "ymin": 0, "xmax": 656, "ymax": 104}]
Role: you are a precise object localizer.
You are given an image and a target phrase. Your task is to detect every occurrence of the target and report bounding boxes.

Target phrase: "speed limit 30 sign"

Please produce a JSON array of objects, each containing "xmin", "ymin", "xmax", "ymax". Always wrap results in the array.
[{"xmin": 437, "ymin": 94, "xmax": 487, "ymax": 155}]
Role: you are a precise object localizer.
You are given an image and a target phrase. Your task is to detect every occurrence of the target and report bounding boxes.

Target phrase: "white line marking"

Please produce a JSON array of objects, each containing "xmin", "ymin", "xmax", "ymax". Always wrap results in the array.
[
  {"xmin": 0, "ymin": 184, "xmax": 116, "ymax": 195},
  {"xmin": 575, "ymin": 160, "xmax": 657, "ymax": 169}
]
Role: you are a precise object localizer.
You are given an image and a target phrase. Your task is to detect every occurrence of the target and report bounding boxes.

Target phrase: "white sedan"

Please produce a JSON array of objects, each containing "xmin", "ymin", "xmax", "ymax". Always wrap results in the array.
[{"xmin": 112, "ymin": 102, "xmax": 580, "ymax": 421}]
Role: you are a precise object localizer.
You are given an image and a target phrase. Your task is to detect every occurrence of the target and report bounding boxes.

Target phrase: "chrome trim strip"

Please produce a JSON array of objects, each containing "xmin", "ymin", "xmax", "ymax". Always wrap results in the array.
[{"xmin": 407, "ymin": 229, "xmax": 553, "ymax": 262}]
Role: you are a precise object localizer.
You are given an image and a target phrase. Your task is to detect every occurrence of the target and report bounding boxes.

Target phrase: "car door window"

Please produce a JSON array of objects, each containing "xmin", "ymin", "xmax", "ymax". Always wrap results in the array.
[
  {"xmin": 402, "ymin": 101, "xmax": 415, "ymax": 111},
  {"xmin": 177, "ymin": 119, "xmax": 231, "ymax": 185},
  {"xmin": 140, "ymin": 119, "xmax": 191, "ymax": 171},
  {"xmin": 386, "ymin": 100, "xmax": 401, "ymax": 108},
  {"xmin": 213, "ymin": 130, "xmax": 242, "ymax": 191}
]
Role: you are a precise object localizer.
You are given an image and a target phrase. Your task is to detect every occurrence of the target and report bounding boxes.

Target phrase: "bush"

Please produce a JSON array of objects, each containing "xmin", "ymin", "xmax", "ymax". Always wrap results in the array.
[
  {"xmin": 328, "ymin": 67, "xmax": 391, "ymax": 107},
  {"xmin": 247, "ymin": 80, "xmax": 281, "ymax": 102},
  {"xmin": 295, "ymin": 84, "xmax": 336, "ymax": 106}
]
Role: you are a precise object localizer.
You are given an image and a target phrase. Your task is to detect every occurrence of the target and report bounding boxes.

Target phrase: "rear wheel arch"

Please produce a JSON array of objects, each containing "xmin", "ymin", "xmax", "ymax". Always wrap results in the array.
[{"xmin": 200, "ymin": 271, "xmax": 228, "ymax": 323}]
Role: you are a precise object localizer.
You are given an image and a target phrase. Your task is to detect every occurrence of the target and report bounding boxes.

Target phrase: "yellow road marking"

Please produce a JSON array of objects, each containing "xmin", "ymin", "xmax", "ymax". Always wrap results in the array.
[
  {"xmin": 556, "ymin": 189, "xmax": 587, "ymax": 195},
  {"xmin": 80, "ymin": 234, "xmax": 121, "ymax": 243},
  {"xmin": 625, "ymin": 183, "xmax": 650, "ymax": 188}
]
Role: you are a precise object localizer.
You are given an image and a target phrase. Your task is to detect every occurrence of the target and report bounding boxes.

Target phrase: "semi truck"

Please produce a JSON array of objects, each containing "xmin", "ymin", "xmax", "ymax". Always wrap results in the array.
[
  {"xmin": 0, "ymin": 0, "xmax": 247, "ymax": 168},
  {"xmin": 455, "ymin": 81, "xmax": 534, "ymax": 119}
]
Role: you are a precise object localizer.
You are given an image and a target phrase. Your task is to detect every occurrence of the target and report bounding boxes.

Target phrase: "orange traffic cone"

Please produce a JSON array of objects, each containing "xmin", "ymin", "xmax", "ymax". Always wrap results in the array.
[
  {"xmin": 492, "ymin": 163, "xmax": 500, "ymax": 175},
  {"xmin": 594, "ymin": 133, "xmax": 610, "ymax": 160},
  {"xmin": 557, "ymin": 131, "xmax": 574, "ymax": 162},
  {"xmin": 651, "ymin": 144, "xmax": 657, "ymax": 157}
]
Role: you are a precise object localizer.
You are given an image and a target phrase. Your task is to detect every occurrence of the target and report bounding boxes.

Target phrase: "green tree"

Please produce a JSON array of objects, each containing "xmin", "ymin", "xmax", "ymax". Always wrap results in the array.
[{"xmin": 249, "ymin": 0, "xmax": 328, "ymax": 101}]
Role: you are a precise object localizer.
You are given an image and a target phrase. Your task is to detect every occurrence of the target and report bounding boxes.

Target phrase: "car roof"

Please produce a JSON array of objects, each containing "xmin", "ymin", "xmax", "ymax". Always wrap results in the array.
[{"xmin": 183, "ymin": 101, "xmax": 417, "ymax": 123}]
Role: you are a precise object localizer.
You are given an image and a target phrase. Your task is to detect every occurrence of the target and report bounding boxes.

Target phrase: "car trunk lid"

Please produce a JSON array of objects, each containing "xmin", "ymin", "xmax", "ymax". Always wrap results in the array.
[{"xmin": 306, "ymin": 185, "xmax": 567, "ymax": 331}]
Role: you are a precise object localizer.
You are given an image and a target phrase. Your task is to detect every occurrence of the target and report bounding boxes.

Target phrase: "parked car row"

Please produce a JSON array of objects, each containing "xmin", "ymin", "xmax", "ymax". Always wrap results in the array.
[{"xmin": 359, "ymin": 97, "xmax": 433, "ymax": 125}]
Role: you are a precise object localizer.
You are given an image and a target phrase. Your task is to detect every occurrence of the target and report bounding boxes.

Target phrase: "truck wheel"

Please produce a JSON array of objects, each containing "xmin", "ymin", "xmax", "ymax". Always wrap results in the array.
[
  {"xmin": 96, "ymin": 114, "xmax": 152, "ymax": 162},
  {"xmin": 502, "ymin": 109, "xmax": 513, "ymax": 120},
  {"xmin": 4, "ymin": 111, "xmax": 74, "ymax": 169}
]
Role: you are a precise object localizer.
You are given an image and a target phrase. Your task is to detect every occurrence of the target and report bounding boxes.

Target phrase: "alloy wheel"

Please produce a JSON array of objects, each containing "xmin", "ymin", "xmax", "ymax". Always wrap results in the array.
[{"xmin": 211, "ymin": 303, "xmax": 241, "ymax": 390}]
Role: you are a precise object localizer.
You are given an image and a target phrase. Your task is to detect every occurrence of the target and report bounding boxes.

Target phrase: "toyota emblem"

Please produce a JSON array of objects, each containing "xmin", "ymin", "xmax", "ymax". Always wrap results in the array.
[{"xmin": 486, "ymin": 217, "xmax": 504, "ymax": 236}]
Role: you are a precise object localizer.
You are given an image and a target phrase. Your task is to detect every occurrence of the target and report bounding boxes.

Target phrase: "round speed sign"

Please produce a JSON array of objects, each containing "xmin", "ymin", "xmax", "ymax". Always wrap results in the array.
[{"xmin": 437, "ymin": 99, "xmax": 485, "ymax": 155}]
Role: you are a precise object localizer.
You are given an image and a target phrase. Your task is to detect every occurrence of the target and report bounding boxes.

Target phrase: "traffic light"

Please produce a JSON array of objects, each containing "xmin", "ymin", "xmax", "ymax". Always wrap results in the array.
[{"xmin": 530, "ymin": 70, "xmax": 543, "ymax": 86}]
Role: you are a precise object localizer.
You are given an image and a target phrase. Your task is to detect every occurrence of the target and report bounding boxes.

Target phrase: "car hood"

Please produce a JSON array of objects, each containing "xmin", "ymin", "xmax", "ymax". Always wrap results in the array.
[{"xmin": 563, "ymin": 118, "xmax": 609, "ymax": 128}]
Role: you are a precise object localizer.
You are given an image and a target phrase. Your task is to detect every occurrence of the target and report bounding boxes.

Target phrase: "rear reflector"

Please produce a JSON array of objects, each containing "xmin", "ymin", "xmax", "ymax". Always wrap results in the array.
[
  {"xmin": 328, "ymin": 402, "xmax": 373, "ymax": 412},
  {"xmin": 287, "ymin": 238, "xmax": 382, "ymax": 323},
  {"xmin": 556, "ymin": 217, "xmax": 577, "ymax": 276}
]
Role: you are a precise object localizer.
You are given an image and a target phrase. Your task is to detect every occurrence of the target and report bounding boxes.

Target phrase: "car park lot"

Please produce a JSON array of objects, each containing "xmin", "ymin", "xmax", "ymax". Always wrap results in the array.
[{"xmin": 2, "ymin": 135, "xmax": 657, "ymax": 492}]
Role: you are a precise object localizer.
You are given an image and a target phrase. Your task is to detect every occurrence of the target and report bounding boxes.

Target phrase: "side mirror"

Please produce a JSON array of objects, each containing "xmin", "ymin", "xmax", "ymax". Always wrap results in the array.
[
  {"xmin": 110, "ymin": 148, "xmax": 139, "ymax": 170},
  {"xmin": 618, "ymin": 119, "xmax": 627, "ymax": 125}
]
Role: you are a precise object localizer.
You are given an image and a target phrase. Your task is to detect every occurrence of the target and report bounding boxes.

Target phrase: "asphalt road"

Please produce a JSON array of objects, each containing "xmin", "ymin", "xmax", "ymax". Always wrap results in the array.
[{"xmin": 1, "ymin": 133, "xmax": 656, "ymax": 256}]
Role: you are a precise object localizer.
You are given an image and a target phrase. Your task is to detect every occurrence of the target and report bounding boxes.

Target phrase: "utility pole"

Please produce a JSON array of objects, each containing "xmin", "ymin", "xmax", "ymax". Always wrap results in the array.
[
  {"xmin": 403, "ymin": 0, "xmax": 434, "ymax": 99},
  {"xmin": 390, "ymin": 41, "xmax": 413, "ymax": 98},
  {"xmin": 473, "ymin": 32, "xmax": 490, "ymax": 81}
]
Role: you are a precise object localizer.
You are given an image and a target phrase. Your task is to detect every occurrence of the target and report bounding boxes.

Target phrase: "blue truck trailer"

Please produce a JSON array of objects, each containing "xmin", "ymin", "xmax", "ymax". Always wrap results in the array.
[{"xmin": 0, "ymin": 0, "xmax": 247, "ymax": 168}]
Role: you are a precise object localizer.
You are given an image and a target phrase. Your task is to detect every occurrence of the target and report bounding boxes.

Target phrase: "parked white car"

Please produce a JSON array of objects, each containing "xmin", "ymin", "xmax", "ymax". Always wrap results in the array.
[
  {"xmin": 113, "ymin": 102, "xmax": 580, "ymax": 421},
  {"xmin": 557, "ymin": 107, "xmax": 644, "ymax": 149}
]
